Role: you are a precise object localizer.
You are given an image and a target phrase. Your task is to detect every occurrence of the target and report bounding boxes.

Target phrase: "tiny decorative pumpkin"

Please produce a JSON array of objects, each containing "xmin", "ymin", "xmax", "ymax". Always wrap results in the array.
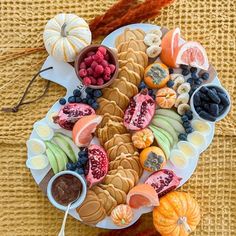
[
  {"xmin": 140, "ymin": 146, "xmax": 166, "ymax": 172},
  {"xmin": 43, "ymin": 13, "xmax": 92, "ymax": 62},
  {"xmin": 156, "ymin": 87, "xmax": 177, "ymax": 108},
  {"xmin": 132, "ymin": 128, "xmax": 154, "ymax": 149},
  {"xmin": 111, "ymin": 204, "xmax": 134, "ymax": 226},
  {"xmin": 153, "ymin": 191, "xmax": 201, "ymax": 236},
  {"xmin": 144, "ymin": 62, "xmax": 169, "ymax": 89}
]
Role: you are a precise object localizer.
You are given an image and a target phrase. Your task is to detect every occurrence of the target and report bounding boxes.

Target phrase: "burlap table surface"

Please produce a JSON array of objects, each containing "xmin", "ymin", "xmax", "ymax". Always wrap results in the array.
[{"xmin": 0, "ymin": 0, "xmax": 235, "ymax": 235}]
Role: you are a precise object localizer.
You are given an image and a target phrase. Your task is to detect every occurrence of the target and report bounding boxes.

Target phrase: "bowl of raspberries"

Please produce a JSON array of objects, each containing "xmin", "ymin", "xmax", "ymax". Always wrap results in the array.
[{"xmin": 75, "ymin": 45, "xmax": 118, "ymax": 89}]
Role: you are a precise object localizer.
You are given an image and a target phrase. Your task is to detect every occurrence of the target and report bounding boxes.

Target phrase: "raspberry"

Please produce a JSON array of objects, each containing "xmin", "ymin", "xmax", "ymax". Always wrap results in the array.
[
  {"xmin": 87, "ymin": 67, "xmax": 93, "ymax": 76},
  {"xmin": 91, "ymin": 61, "xmax": 98, "ymax": 70},
  {"xmin": 79, "ymin": 62, "xmax": 86, "ymax": 69},
  {"xmin": 103, "ymin": 74, "xmax": 111, "ymax": 81},
  {"xmin": 94, "ymin": 51, "xmax": 104, "ymax": 63},
  {"xmin": 98, "ymin": 46, "xmax": 107, "ymax": 56},
  {"xmin": 93, "ymin": 71, "xmax": 99, "ymax": 78},
  {"xmin": 84, "ymin": 56, "xmax": 93, "ymax": 66},
  {"xmin": 87, "ymin": 51, "xmax": 95, "ymax": 57},
  {"xmin": 97, "ymin": 77, "xmax": 104, "ymax": 83},
  {"xmin": 104, "ymin": 53, "xmax": 110, "ymax": 61},
  {"xmin": 109, "ymin": 64, "xmax": 116, "ymax": 73},
  {"xmin": 101, "ymin": 60, "xmax": 108, "ymax": 68},
  {"xmin": 97, "ymin": 78, "xmax": 104, "ymax": 85},
  {"xmin": 78, "ymin": 69, "xmax": 87, "ymax": 78},
  {"xmin": 95, "ymin": 65, "xmax": 104, "ymax": 75},
  {"xmin": 83, "ymin": 77, "xmax": 92, "ymax": 86},
  {"xmin": 90, "ymin": 76, "xmax": 97, "ymax": 85},
  {"xmin": 104, "ymin": 66, "xmax": 111, "ymax": 76}
]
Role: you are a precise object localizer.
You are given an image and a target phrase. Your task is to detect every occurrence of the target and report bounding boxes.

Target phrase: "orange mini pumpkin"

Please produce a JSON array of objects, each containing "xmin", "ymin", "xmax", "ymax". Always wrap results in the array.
[
  {"xmin": 132, "ymin": 128, "xmax": 154, "ymax": 149},
  {"xmin": 156, "ymin": 87, "xmax": 177, "ymax": 108},
  {"xmin": 144, "ymin": 62, "xmax": 169, "ymax": 89},
  {"xmin": 140, "ymin": 146, "xmax": 166, "ymax": 172},
  {"xmin": 153, "ymin": 191, "xmax": 201, "ymax": 236},
  {"xmin": 111, "ymin": 204, "xmax": 134, "ymax": 226}
]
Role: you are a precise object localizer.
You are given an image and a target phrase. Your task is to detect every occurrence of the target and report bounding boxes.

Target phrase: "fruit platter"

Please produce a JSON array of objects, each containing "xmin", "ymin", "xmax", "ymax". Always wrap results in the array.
[{"xmin": 26, "ymin": 13, "xmax": 231, "ymax": 235}]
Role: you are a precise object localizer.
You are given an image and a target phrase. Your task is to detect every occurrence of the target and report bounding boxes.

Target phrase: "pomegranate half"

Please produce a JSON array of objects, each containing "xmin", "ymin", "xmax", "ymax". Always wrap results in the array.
[
  {"xmin": 53, "ymin": 103, "xmax": 95, "ymax": 130},
  {"xmin": 145, "ymin": 169, "xmax": 182, "ymax": 197},
  {"xmin": 124, "ymin": 89, "xmax": 156, "ymax": 131},
  {"xmin": 85, "ymin": 144, "xmax": 109, "ymax": 187}
]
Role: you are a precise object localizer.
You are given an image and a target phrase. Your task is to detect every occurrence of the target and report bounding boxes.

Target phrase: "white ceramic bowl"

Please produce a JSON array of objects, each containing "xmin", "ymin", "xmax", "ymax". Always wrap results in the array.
[
  {"xmin": 47, "ymin": 170, "xmax": 87, "ymax": 211},
  {"xmin": 190, "ymin": 84, "xmax": 231, "ymax": 122}
]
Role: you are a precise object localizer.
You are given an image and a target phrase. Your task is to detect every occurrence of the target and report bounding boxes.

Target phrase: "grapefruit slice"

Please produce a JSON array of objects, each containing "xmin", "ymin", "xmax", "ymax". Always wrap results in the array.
[
  {"xmin": 127, "ymin": 184, "xmax": 159, "ymax": 209},
  {"xmin": 72, "ymin": 115, "xmax": 102, "ymax": 147},
  {"xmin": 176, "ymin": 41, "xmax": 209, "ymax": 70},
  {"xmin": 160, "ymin": 28, "xmax": 181, "ymax": 68}
]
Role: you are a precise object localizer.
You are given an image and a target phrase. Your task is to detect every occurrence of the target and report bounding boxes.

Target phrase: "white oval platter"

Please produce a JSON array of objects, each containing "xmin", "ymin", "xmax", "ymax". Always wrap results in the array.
[{"xmin": 27, "ymin": 23, "xmax": 220, "ymax": 229}]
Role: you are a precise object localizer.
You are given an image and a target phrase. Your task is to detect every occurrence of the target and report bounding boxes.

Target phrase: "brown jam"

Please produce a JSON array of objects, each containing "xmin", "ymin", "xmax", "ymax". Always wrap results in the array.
[{"xmin": 51, "ymin": 174, "xmax": 82, "ymax": 206}]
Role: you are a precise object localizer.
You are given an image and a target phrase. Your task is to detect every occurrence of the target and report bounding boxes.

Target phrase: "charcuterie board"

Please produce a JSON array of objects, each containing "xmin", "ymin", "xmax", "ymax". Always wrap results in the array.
[{"xmin": 26, "ymin": 22, "xmax": 231, "ymax": 230}]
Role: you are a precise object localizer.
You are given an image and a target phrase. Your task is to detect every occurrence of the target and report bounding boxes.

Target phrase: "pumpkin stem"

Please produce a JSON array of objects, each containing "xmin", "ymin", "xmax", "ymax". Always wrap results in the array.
[
  {"xmin": 178, "ymin": 217, "xmax": 192, "ymax": 233},
  {"xmin": 61, "ymin": 23, "xmax": 67, "ymax": 37},
  {"xmin": 121, "ymin": 219, "xmax": 126, "ymax": 225},
  {"xmin": 143, "ymin": 134, "xmax": 147, "ymax": 141}
]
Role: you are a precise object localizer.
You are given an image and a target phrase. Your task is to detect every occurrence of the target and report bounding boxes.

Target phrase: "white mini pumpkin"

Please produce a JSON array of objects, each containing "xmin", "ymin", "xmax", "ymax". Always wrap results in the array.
[{"xmin": 43, "ymin": 13, "xmax": 92, "ymax": 62}]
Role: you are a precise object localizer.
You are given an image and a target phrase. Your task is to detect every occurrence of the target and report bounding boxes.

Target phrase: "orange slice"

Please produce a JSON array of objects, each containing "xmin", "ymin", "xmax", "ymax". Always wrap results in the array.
[
  {"xmin": 160, "ymin": 28, "xmax": 181, "ymax": 68},
  {"xmin": 72, "ymin": 115, "xmax": 102, "ymax": 147},
  {"xmin": 175, "ymin": 41, "xmax": 209, "ymax": 70},
  {"xmin": 127, "ymin": 184, "xmax": 159, "ymax": 209}
]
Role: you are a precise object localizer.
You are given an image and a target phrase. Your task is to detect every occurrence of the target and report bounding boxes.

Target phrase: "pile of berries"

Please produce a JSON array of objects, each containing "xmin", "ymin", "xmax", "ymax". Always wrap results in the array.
[
  {"xmin": 59, "ymin": 87, "xmax": 102, "ymax": 110},
  {"xmin": 168, "ymin": 65, "xmax": 210, "ymax": 97},
  {"xmin": 66, "ymin": 149, "xmax": 88, "ymax": 175},
  {"xmin": 193, "ymin": 86, "xmax": 230, "ymax": 122},
  {"xmin": 178, "ymin": 110, "xmax": 194, "ymax": 141},
  {"xmin": 78, "ymin": 46, "xmax": 116, "ymax": 86},
  {"xmin": 179, "ymin": 65, "xmax": 210, "ymax": 96}
]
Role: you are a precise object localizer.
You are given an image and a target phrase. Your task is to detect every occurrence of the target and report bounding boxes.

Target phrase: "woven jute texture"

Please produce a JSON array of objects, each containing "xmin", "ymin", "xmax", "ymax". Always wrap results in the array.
[{"xmin": 0, "ymin": 0, "xmax": 235, "ymax": 235}]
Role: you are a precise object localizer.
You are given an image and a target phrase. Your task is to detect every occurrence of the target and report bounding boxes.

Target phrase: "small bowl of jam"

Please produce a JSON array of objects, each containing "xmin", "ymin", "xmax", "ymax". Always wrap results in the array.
[{"xmin": 47, "ymin": 170, "xmax": 87, "ymax": 211}]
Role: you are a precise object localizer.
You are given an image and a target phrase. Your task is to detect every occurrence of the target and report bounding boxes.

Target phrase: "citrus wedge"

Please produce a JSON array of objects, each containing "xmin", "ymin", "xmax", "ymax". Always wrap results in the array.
[
  {"xmin": 72, "ymin": 114, "xmax": 102, "ymax": 147},
  {"xmin": 160, "ymin": 28, "xmax": 181, "ymax": 68},
  {"xmin": 127, "ymin": 184, "xmax": 159, "ymax": 209},
  {"xmin": 176, "ymin": 41, "xmax": 209, "ymax": 70}
]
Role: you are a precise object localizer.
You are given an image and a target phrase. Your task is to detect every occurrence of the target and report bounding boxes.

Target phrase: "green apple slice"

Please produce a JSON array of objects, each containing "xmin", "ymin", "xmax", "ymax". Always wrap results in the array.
[
  {"xmin": 54, "ymin": 133, "xmax": 79, "ymax": 162},
  {"xmin": 154, "ymin": 115, "xmax": 185, "ymax": 133},
  {"xmin": 149, "ymin": 126, "xmax": 171, "ymax": 159},
  {"xmin": 150, "ymin": 125, "xmax": 174, "ymax": 147},
  {"xmin": 46, "ymin": 141, "xmax": 68, "ymax": 171},
  {"xmin": 155, "ymin": 109, "xmax": 182, "ymax": 123},
  {"xmin": 46, "ymin": 148, "xmax": 59, "ymax": 174},
  {"xmin": 53, "ymin": 136, "xmax": 77, "ymax": 163},
  {"xmin": 151, "ymin": 116, "xmax": 178, "ymax": 143}
]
